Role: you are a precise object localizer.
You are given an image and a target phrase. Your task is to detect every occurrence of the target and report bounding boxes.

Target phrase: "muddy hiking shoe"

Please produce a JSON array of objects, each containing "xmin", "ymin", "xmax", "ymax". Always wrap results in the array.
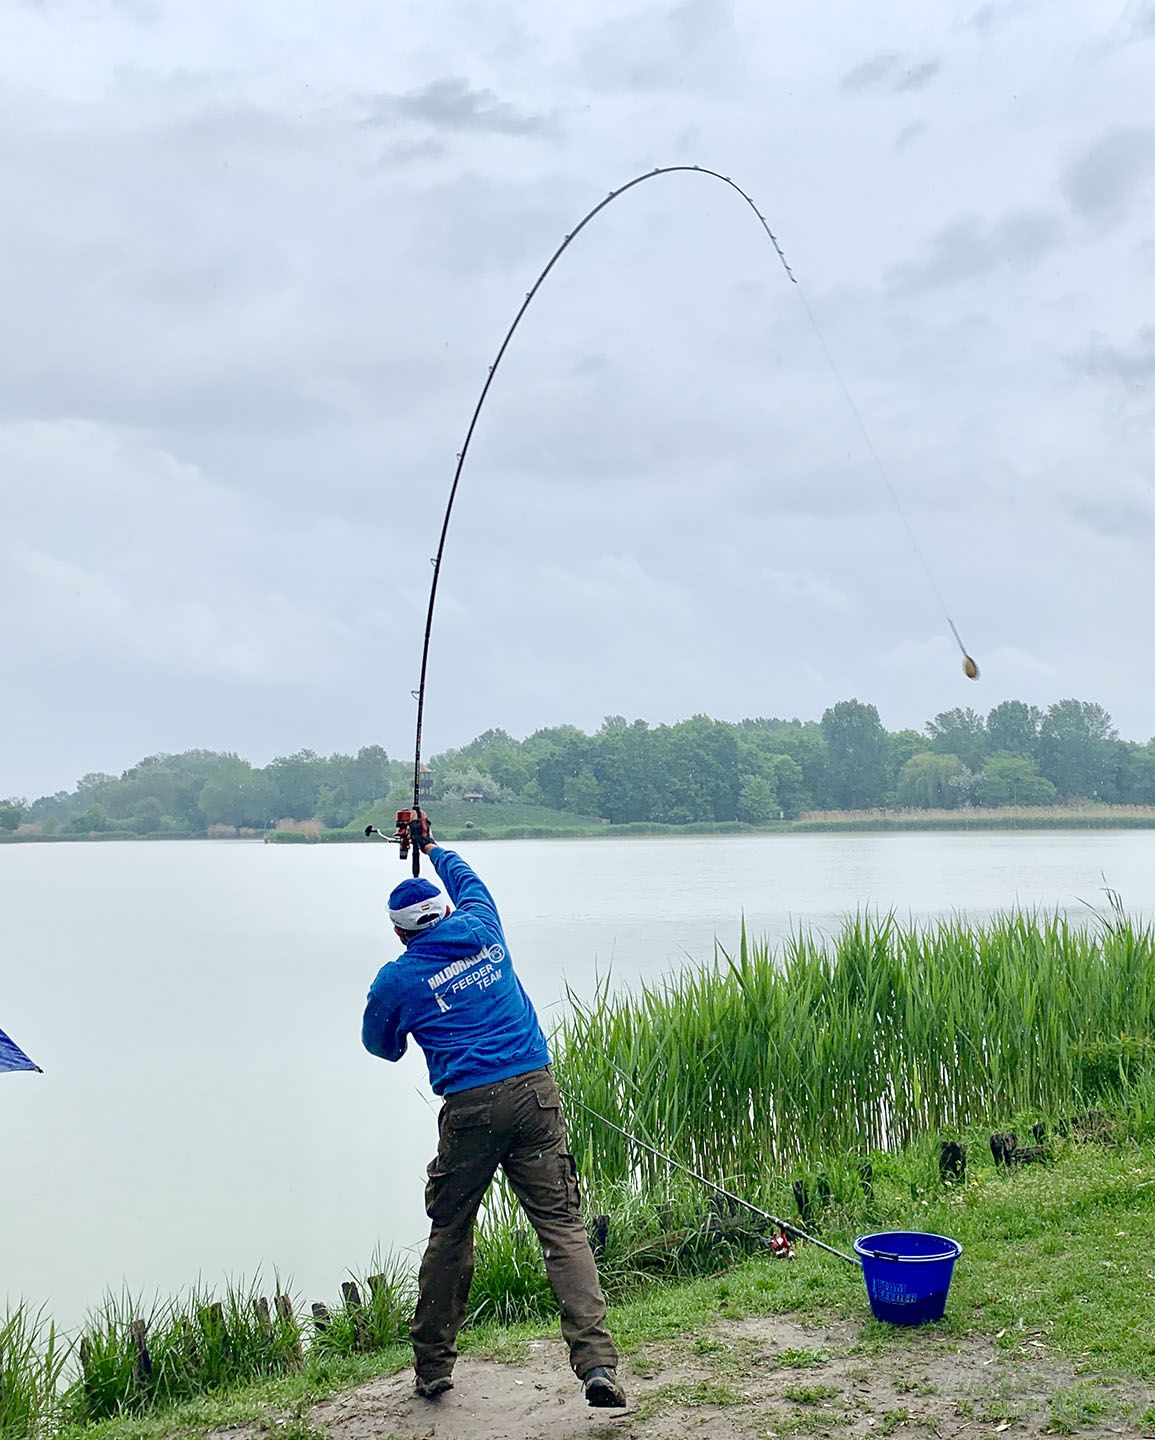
[
  {"xmin": 583, "ymin": 1366, "xmax": 627, "ymax": 1408},
  {"xmin": 414, "ymin": 1374, "xmax": 453, "ymax": 1400}
]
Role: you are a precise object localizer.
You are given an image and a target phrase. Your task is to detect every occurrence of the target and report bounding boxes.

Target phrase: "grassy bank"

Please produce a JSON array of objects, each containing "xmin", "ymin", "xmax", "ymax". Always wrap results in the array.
[
  {"xmin": 5, "ymin": 910, "xmax": 1155, "ymax": 1439},
  {"xmin": 7, "ymin": 1128, "xmax": 1153, "ymax": 1440}
]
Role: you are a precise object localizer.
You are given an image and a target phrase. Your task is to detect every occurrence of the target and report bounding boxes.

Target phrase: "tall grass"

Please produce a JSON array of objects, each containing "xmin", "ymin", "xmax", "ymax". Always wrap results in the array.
[
  {"xmin": 73, "ymin": 1282, "xmax": 305, "ymax": 1422},
  {"xmin": 309, "ymin": 1256, "xmax": 413, "ymax": 1358},
  {"xmin": 0, "ymin": 1308, "xmax": 66, "ymax": 1440},
  {"xmin": 467, "ymin": 1173, "xmax": 777, "ymax": 1325},
  {"xmin": 556, "ymin": 909, "xmax": 1155, "ymax": 1193}
]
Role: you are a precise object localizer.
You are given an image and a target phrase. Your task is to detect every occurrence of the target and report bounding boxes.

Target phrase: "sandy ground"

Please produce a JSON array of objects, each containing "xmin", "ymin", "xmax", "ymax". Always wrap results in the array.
[{"xmin": 287, "ymin": 1315, "xmax": 1154, "ymax": 1440}]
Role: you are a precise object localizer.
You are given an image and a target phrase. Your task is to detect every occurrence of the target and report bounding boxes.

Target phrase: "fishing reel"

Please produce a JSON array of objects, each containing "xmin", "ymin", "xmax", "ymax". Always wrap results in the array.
[{"xmin": 364, "ymin": 808, "xmax": 430, "ymax": 876}]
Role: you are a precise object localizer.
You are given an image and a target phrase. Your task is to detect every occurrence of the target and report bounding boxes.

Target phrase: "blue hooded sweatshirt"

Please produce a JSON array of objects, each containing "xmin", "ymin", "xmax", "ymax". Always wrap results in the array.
[{"xmin": 361, "ymin": 846, "xmax": 549, "ymax": 1095}]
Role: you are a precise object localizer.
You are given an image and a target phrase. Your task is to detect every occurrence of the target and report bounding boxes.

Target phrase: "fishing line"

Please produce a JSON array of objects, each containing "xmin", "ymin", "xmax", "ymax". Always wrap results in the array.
[
  {"xmin": 407, "ymin": 164, "xmax": 980, "ymax": 821},
  {"xmin": 561, "ymin": 1086, "xmax": 859, "ymax": 1267},
  {"xmin": 792, "ymin": 286, "xmax": 975, "ymax": 671}
]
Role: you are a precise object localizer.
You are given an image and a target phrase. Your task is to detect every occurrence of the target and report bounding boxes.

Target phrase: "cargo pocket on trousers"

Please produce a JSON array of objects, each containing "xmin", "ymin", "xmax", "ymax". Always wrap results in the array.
[
  {"xmin": 441, "ymin": 1101, "xmax": 492, "ymax": 1163},
  {"xmin": 531, "ymin": 1088, "xmax": 567, "ymax": 1146},
  {"xmin": 424, "ymin": 1163, "xmax": 454, "ymax": 1225},
  {"xmin": 559, "ymin": 1152, "xmax": 582, "ymax": 1213}
]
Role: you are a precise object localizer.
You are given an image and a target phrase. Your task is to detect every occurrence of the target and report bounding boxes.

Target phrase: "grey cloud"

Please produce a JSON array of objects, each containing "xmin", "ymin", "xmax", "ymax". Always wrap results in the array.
[
  {"xmin": 1062, "ymin": 126, "xmax": 1155, "ymax": 225},
  {"xmin": 365, "ymin": 77, "xmax": 554, "ymax": 137},
  {"xmin": 894, "ymin": 60, "xmax": 942, "ymax": 92},
  {"xmin": 376, "ymin": 136, "xmax": 446, "ymax": 166},
  {"xmin": 841, "ymin": 51, "xmax": 900, "ymax": 90},
  {"xmin": 1121, "ymin": 0, "xmax": 1155, "ymax": 39},
  {"xmin": 16, "ymin": 0, "xmax": 156, "ymax": 13},
  {"xmin": 1066, "ymin": 470, "xmax": 1155, "ymax": 536},
  {"xmin": 576, "ymin": 0, "xmax": 741, "ymax": 94},
  {"xmin": 964, "ymin": 4, "xmax": 1001, "ymax": 31},
  {"xmin": 0, "ymin": 89, "xmax": 550, "ymax": 450},
  {"xmin": 888, "ymin": 210, "xmax": 1065, "ymax": 292},
  {"xmin": 1076, "ymin": 327, "xmax": 1155, "ymax": 385},
  {"xmin": 1073, "ymin": 497, "xmax": 1155, "ymax": 536},
  {"xmin": 895, "ymin": 121, "xmax": 926, "ymax": 150},
  {"xmin": 961, "ymin": 2, "xmax": 1027, "ymax": 33},
  {"xmin": 7, "ymin": 0, "xmax": 1155, "ymax": 797},
  {"xmin": 841, "ymin": 51, "xmax": 941, "ymax": 95}
]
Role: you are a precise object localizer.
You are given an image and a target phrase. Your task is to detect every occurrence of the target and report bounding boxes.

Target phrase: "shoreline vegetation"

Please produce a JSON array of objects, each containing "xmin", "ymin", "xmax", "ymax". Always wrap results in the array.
[
  {"xmin": 5, "ymin": 909, "xmax": 1155, "ymax": 1440},
  {"xmin": 8, "ymin": 800, "xmax": 1155, "ymax": 843},
  {"xmin": 7, "ymin": 696, "xmax": 1155, "ymax": 844},
  {"xmin": 274, "ymin": 799, "xmax": 1155, "ymax": 841}
]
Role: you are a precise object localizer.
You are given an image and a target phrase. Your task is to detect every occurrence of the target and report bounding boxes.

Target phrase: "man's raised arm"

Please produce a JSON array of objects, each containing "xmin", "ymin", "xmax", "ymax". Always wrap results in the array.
[{"xmin": 426, "ymin": 844, "xmax": 501, "ymax": 926}]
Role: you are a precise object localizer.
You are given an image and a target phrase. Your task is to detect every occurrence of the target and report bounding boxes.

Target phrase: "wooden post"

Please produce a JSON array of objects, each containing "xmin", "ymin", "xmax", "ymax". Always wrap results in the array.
[
  {"xmin": 341, "ymin": 1282, "xmax": 371, "ymax": 1352},
  {"xmin": 792, "ymin": 1180, "xmax": 816, "ymax": 1228},
  {"xmin": 276, "ymin": 1294, "xmax": 303, "ymax": 1364},
  {"xmin": 939, "ymin": 1140, "xmax": 967, "ymax": 1184},
  {"xmin": 311, "ymin": 1301, "xmax": 331, "ymax": 1332},
  {"xmin": 590, "ymin": 1214, "xmax": 610, "ymax": 1256},
  {"xmin": 79, "ymin": 1336, "xmax": 95, "ymax": 1412},
  {"xmin": 256, "ymin": 1296, "xmax": 273, "ymax": 1340},
  {"xmin": 990, "ymin": 1130, "xmax": 1017, "ymax": 1167},
  {"xmin": 130, "ymin": 1318, "xmax": 152, "ymax": 1390}
]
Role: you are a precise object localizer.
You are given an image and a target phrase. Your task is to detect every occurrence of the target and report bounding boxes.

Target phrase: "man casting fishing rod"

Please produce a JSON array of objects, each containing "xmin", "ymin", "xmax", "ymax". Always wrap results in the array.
[{"xmin": 361, "ymin": 816, "xmax": 626, "ymax": 1410}]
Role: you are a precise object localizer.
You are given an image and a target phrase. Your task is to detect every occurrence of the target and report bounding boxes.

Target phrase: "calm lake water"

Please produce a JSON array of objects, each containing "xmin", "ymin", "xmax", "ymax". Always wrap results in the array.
[{"xmin": 4, "ymin": 831, "xmax": 1154, "ymax": 1330}]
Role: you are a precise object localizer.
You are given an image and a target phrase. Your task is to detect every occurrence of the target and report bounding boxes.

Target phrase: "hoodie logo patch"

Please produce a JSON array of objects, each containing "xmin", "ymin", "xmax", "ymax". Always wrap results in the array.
[{"xmin": 427, "ymin": 944, "xmax": 506, "ymax": 991}]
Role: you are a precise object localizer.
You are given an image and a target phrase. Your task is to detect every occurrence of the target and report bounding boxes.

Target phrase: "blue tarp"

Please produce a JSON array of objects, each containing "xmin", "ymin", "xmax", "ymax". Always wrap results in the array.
[{"xmin": 0, "ymin": 1026, "xmax": 40, "ymax": 1073}]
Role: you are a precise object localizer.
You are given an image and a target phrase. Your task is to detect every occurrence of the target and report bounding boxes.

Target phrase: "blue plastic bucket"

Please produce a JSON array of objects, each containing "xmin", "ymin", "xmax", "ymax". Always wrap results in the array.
[{"xmin": 853, "ymin": 1231, "xmax": 962, "ymax": 1325}]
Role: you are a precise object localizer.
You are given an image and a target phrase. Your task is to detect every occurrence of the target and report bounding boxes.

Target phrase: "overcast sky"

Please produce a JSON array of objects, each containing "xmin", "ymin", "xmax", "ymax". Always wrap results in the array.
[{"xmin": 3, "ymin": 0, "xmax": 1154, "ymax": 798}]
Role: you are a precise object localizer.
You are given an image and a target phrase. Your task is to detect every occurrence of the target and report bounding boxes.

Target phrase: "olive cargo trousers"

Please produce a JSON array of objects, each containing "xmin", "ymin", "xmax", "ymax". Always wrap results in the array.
[{"xmin": 410, "ymin": 1066, "xmax": 618, "ymax": 1381}]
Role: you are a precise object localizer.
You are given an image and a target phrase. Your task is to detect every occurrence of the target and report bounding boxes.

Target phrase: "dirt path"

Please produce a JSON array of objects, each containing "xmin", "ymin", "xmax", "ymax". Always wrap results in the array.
[{"xmin": 302, "ymin": 1316, "xmax": 1152, "ymax": 1440}]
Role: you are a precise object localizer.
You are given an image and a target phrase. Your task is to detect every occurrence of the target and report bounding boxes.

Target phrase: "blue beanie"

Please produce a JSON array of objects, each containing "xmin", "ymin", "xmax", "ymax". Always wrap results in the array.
[{"xmin": 388, "ymin": 876, "xmax": 447, "ymax": 931}]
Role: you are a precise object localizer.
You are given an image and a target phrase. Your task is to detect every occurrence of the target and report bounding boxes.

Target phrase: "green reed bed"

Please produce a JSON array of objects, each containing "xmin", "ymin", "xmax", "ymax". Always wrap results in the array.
[
  {"xmin": 73, "ymin": 1283, "xmax": 307, "ymax": 1423},
  {"xmin": 0, "ymin": 1308, "xmax": 66, "ymax": 1440},
  {"xmin": 556, "ymin": 909, "xmax": 1155, "ymax": 1193}
]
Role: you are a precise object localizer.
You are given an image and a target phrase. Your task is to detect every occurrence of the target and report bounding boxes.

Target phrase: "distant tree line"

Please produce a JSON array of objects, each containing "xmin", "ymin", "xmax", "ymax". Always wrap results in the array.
[
  {"xmin": 422, "ymin": 699, "xmax": 1145, "ymax": 823},
  {"xmin": 4, "ymin": 698, "xmax": 1153, "ymax": 837},
  {"xmin": 6, "ymin": 746, "xmax": 399, "ymax": 837}
]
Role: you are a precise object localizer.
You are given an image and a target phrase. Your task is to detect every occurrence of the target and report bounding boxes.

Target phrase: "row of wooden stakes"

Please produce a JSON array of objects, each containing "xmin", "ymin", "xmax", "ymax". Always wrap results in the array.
[{"xmin": 77, "ymin": 1276, "xmax": 398, "ymax": 1387}]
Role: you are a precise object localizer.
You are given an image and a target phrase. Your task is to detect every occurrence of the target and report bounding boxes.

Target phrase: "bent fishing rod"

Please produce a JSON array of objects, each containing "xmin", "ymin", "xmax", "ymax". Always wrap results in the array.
[{"xmin": 370, "ymin": 165, "xmax": 980, "ymax": 872}]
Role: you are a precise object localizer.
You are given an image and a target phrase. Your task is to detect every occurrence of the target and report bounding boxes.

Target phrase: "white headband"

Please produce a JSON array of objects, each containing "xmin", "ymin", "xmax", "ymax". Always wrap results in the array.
[{"xmin": 389, "ymin": 897, "xmax": 448, "ymax": 931}]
